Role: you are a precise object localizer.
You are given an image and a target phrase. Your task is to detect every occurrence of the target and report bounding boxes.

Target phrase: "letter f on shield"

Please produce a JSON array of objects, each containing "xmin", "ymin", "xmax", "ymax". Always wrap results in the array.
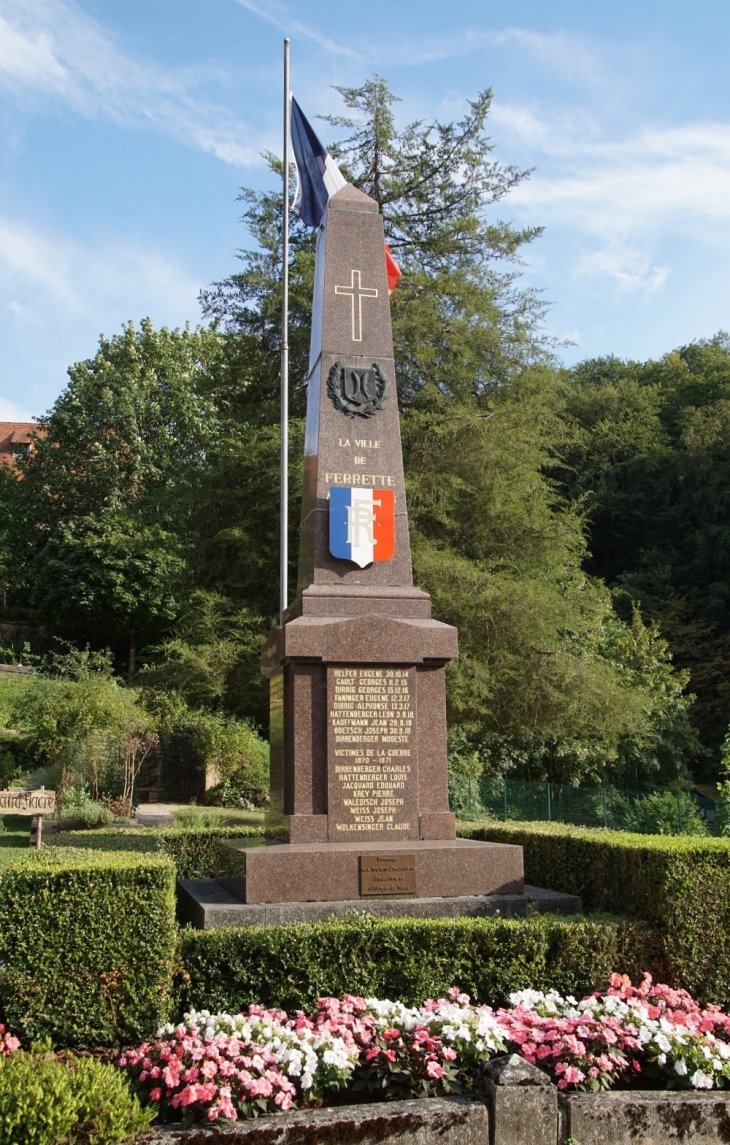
[{"xmin": 330, "ymin": 487, "xmax": 395, "ymax": 567}]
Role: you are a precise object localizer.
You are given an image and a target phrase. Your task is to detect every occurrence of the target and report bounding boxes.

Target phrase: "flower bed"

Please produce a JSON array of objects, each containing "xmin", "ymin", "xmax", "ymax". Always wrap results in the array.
[{"xmin": 115, "ymin": 975, "xmax": 730, "ymax": 1127}]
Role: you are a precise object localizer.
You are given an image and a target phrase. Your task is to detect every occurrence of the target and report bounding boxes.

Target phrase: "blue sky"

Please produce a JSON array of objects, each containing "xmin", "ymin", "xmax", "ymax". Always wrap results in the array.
[{"xmin": 1, "ymin": 0, "xmax": 730, "ymax": 419}]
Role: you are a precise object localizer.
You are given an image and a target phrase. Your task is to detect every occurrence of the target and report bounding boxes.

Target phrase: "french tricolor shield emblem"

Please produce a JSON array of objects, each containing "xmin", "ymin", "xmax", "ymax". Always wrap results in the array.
[{"xmin": 329, "ymin": 487, "xmax": 395, "ymax": 568}]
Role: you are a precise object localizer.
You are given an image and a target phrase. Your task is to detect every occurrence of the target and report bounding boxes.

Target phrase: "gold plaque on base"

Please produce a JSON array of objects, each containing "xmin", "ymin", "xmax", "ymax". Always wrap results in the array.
[{"xmin": 360, "ymin": 853, "xmax": 416, "ymax": 897}]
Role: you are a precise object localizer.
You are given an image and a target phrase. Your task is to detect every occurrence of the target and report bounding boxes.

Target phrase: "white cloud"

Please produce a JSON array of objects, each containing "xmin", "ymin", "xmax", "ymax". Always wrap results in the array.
[
  {"xmin": 0, "ymin": 396, "xmax": 33, "ymax": 420},
  {"xmin": 494, "ymin": 28, "xmax": 612, "ymax": 91},
  {"xmin": 0, "ymin": 212, "xmax": 199, "ymax": 321},
  {"xmin": 232, "ymin": 2, "xmax": 609, "ymax": 71},
  {"xmin": 0, "ymin": 211, "xmax": 203, "ymax": 411},
  {"xmin": 491, "ymin": 98, "xmax": 730, "ymax": 294},
  {"xmin": 0, "ymin": 0, "xmax": 269, "ymax": 166},
  {"xmin": 575, "ymin": 248, "xmax": 670, "ymax": 294}
]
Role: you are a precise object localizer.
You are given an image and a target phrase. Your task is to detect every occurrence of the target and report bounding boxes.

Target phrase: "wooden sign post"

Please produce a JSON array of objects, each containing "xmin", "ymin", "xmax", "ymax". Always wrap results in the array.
[{"xmin": 0, "ymin": 787, "xmax": 56, "ymax": 849}]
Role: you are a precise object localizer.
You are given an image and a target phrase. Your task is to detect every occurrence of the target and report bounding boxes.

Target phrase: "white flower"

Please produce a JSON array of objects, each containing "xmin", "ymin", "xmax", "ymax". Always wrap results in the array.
[
  {"xmin": 655, "ymin": 1034, "xmax": 672, "ymax": 1054},
  {"xmin": 674, "ymin": 1059, "xmax": 688, "ymax": 1076},
  {"xmin": 690, "ymin": 1070, "xmax": 715, "ymax": 1089}
]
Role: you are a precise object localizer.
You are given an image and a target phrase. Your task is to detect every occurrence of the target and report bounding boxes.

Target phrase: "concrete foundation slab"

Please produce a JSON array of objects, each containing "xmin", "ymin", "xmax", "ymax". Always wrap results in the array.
[{"xmin": 177, "ymin": 879, "xmax": 582, "ymax": 929}]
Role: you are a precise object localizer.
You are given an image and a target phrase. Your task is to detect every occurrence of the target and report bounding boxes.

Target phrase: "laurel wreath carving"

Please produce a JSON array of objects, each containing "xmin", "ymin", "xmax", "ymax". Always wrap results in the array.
[{"xmin": 326, "ymin": 361, "xmax": 388, "ymax": 419}]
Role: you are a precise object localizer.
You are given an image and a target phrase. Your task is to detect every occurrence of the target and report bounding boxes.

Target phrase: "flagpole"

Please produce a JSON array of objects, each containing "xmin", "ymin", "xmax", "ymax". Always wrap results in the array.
[{"xmin": 280, "ymin": 37, "xmax": 290, "ymax": 627}]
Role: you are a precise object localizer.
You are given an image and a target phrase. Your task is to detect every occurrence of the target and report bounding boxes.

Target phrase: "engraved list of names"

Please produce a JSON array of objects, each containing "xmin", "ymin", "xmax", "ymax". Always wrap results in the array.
[{"xmin": 327, "ymin": 665, "xmax": 418, "ymax": 840}]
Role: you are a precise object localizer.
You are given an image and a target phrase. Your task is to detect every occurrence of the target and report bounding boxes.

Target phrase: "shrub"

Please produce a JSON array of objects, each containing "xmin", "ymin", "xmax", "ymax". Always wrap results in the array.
[
  {"xmin": 55, "ymin": 784, "xmax": 115, "ymax": 826},
  {"xmin": 0, "ymin": 849, "xmax": 176, "ymax": 1046},
  {"xmin": 0, "ymin": 1051, "xmax": 153, "ymax": 1145},
  {"xmin": 176, "ymin": 912, "xmax": 653, "ymax": 1017},
  {"xmin": 458, "ymin": 820, "xmax": 730, "ymax": 1004},
  {"xmin": 50, "ymin": 824, "xmax": 264, "ymax": 879},
  {"xmin": 620, "ymin": 790, "xmax": 707, "ymax": 836},
  {"xmin": 143, "ymin": 691, "xmax": 270, "ymax": 808}
]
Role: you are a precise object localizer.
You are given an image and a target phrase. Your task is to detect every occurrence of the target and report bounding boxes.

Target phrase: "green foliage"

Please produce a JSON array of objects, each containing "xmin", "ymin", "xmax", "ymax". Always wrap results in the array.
[
  {"xmin": 458, "ymin": 820, "xmax": 730, "ymax": 1004},
  {"xmin": 55, "ymin": 785, "xmax": 115, "ymax": 826},
  {"xmin": 0, "ymin": 1052, "xmax": 153, "ymax": 1145},
  {"xmin": 176, "ymin": 912, "xmax": 651, "ymax": 1017},
  {"xmin": 620, "ymin": 790, "xmax": 707, "ymax": 836},
  {"xmin": 7, "ymin": 652, "xmax": 157, "ymax": 805},
  {"xmin": 0, "ymin": 849, "xmax": 176, "ymax": 1046},
  {"xmin": 716, "ymin": 729, "xmax": 730, "ymax": 834},
  {"xmin": 30, "ymin": 512, "xmax": 185, "ymax": 662},
  {"xmin": 325, "ymin": 78, "xmax": 549, "ymax": 402},
  {"xmin": 9, "ymin": 658, "xmax": 136, "ymax": 767},
  {"xmin": 50, "ymin": 824, "xmax": 264, "ymax": 879},
  {"xmin": 141, "ymin": 687, "xmax": 270, "ymax": 805},
  {"xmin": 404, "ymin": 389, "xmax": 700, "ymax": 784},
  {"xmin": 556, "ymin": 335, "xmax": 730, "ymax": 760},
  {"xmin": 0, "ymin": 1053, "xmax": 82, "ymax": 1145},
  {"xmin": 4, "ymin": 320, "xmax": 223, "ymax": 666}
]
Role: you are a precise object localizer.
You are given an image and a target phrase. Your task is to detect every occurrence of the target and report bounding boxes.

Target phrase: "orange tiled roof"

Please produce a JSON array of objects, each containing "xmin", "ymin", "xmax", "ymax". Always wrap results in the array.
[{"xmin": 0, "ymin": 422, "xmax": 45, "ymax": 468}]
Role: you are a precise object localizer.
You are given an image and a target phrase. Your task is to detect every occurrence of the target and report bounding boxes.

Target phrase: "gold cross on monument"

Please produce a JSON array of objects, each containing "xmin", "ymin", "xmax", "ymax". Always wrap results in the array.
[{"xmin": 334, "ymin": 269, "xmax": 378, "ymax": 342}]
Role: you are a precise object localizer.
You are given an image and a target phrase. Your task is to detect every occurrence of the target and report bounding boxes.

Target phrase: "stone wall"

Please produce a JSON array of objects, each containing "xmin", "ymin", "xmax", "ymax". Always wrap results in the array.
[{"xmin": 144, "ymin": 1060, "xmax": 730, "ymax": 1144}]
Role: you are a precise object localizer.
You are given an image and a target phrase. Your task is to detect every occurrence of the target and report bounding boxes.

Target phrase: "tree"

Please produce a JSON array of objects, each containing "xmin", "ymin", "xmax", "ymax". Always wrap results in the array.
[
  {"xmin": 7, "ymin": 320, "xmax": 222, "ymax": 672},
  {"xmin": 29, "ymin": 513, "xmax": 185, "ymax": 677},
  {"xmin": 556, "ymin": 334, "xmax": 730, "ymax": 763}
]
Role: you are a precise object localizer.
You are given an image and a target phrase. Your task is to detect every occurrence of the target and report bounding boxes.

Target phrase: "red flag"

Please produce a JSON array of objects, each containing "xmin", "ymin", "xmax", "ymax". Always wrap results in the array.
[{"xmin": 384, "ymin": 244, "xmax": 401, "ymax": 294}]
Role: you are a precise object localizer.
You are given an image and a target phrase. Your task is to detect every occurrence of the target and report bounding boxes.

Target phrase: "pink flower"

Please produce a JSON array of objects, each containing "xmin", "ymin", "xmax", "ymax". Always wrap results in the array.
[
  {"xmin": 173, "ymin": 1085, "xmax": 198, "ymax": 1108},
  {"xmin": 426, "ymin": 1060, "xmax": 445, "ymax": 1079},
  {"xmin": 148, "ymin": 1088, "xmax": 162, "ymax": 1102}
]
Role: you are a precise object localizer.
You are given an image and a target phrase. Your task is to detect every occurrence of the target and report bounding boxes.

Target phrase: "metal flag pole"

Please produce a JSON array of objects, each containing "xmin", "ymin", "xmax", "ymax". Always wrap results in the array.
[{"xmin": 280, "ymin": 38, "xmax": 290, "ymax": 627}]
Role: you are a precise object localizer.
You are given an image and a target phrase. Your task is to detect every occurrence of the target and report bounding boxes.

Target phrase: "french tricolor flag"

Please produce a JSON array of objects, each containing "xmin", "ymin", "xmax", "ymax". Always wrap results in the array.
[
  {"xmin": 290, "ymin": 97, "xmax": 347, "ymax": 228},
  {"xmin": 289, "ymin": 97, "xmax": 402, "ymax": 291},
  {"xmin": 329, "ymin": 487, "xmax": 395, "ymax": 568}
]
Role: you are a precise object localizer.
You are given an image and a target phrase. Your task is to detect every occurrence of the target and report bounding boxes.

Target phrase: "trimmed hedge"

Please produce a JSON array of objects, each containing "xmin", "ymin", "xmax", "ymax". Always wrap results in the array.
[
  {"xmin": 0, "ymin": 849, "xmax": 176, "ymax": 1047},
  {"xmin": 176, "ymin": 912, "xmax": 653, "ymax": 1017},
  {"xmin": 50, "ymin": 825, "xmax": 264, "ymax": 879},
  {"xmin": 459, "ymin": 821, "xmax": 730, "ymax": 1005}
]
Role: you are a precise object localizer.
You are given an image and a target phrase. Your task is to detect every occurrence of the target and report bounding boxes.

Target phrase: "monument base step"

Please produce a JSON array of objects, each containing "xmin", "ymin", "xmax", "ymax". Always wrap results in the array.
[
  {"xmin": 216, "ymin": 838, "xmax": 523, "ymax": 904},
  {"xmin": 177, "ymin": 879, "xmax": 582, "ymax": 929}
]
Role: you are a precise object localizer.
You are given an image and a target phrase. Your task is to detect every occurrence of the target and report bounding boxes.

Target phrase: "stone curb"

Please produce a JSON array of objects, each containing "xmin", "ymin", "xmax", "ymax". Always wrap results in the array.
[
  {"xmin": 143, "ymin": 1097, "xmax": 487, "ymax": 1144},
  {"xmin": 136, "ymin": 1056, "xmax": 730, "ymax": 1145}
]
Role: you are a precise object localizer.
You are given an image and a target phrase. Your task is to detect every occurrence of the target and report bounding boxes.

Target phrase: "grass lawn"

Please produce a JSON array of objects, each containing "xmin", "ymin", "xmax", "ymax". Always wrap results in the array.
[{"xmin": 0, "ymin": 815, "xmax": 31, "ymax": 863}]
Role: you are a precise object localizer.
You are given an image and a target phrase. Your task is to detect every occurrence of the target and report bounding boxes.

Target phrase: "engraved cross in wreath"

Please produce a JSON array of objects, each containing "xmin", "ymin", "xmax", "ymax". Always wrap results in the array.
[{"xmin": 327, "ymin": 361, "xmax": 388, "ymax": 418}]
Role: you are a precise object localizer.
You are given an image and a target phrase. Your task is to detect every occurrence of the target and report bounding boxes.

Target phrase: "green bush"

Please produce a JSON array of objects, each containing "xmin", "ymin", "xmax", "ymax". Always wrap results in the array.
[
  {"xmin": 50, "ymin": 824, "xmax": 264, "ymax": 878},
  {"xmin": 458, "ymin": 820, "xmax": 730, "ymax": 1004},
  {"xmin": 0, "ymin": 849, "xmax": 176, "ymax": 1046},
  {"xmin": 176, "ymin": 912, "xmax": 653, "ymax": 1017},
  {"xmin": 620, "ymin": 790, "xmax": 708, "ymax": 836},
  {"xmin": 0, "ymin": 1052, "xmax": 153, "ymax": 1145},
  {"xmin": 55, "ymin": 784, "xmax": 115, "ymax": 826}
]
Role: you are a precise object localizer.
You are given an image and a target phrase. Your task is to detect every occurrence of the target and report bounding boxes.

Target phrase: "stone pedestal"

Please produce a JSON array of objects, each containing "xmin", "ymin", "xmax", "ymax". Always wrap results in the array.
[
  {"xmin": 262, "ymin": 584, "xmax": 458, "ymax": 845},
  {"xmin": 248, "ymin": 581, "xmax": 525, "ymax": 904}
]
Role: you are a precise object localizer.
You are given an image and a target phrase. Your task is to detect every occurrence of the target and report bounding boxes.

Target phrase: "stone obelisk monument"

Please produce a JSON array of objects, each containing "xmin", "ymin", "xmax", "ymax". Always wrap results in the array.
[{"xmin": 251, "ymin": 184, "xmax": 522, "ymax": 904}]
